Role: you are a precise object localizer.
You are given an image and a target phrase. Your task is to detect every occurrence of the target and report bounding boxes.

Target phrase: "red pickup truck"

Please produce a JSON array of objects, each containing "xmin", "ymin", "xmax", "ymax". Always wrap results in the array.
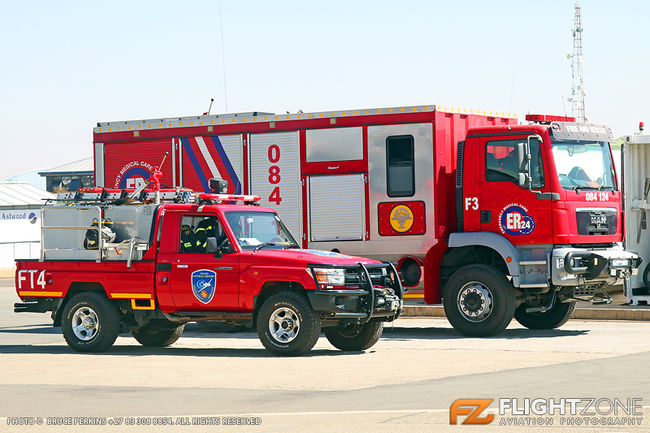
[{"xmin": 14, "ymin": 190, "xmax": 402, "ymax": 356}]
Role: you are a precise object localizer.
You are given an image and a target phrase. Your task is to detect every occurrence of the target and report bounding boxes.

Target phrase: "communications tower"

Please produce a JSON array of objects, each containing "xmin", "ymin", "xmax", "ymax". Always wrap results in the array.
[{"xmin": 568, "ymin": 2, "xmax": 586, "ymax": 122}]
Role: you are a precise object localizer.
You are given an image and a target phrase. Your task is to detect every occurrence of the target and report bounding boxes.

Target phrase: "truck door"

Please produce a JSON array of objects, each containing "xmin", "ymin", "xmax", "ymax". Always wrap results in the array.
[
  {"xmin": 478, "ymin": 135, "xmax": 553, "ymax": 245},
  {"xmin": 166, "ymin": 213, "xmax": 239, "ymax": 311}
]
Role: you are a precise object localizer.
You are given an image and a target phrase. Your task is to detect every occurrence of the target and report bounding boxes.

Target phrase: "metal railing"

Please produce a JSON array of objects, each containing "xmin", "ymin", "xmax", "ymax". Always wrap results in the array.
[{"xmin": 40, "ymin": 206, "xmax": 103, "ymax": 261}]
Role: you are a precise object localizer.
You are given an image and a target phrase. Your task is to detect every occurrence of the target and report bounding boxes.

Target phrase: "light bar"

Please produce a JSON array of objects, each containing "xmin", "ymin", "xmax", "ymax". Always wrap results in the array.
[
  {"xmin": 525, "ymin": 114, "xmax": 576, "ymax": 123},
  {"xmin": 198, "ymin": 193, "xmax": 261, "ymax": 203}
]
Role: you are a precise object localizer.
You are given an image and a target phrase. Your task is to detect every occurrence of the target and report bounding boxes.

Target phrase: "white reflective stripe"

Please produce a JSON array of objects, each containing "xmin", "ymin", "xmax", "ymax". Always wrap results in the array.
[{"xmin": 195, "ymin": 136, "xmax": 221, "ymax": 179}]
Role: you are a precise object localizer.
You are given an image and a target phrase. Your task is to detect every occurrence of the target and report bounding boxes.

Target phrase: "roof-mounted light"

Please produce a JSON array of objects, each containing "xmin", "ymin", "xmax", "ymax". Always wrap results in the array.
[
  {"xmin": 525, "ymin": 114, "xmax": 576, "ymax": 124},
  {"xmin": 198, "ymin": 193, "xmax": 261, "ymax": 204}
]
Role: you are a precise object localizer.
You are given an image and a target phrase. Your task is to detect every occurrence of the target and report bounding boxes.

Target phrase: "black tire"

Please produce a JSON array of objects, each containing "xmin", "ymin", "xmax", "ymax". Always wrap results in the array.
[
  {"xmin": 196, "ymin": 321, "xmax": 250, "ymax": 333},
  {"xmin": 61, "ymin": 292, "xmax": 120, "ymax": 352},
  {"xmin": 256, "ymin": 291, "xmax": 321, "ymax": 356},
  {"xmin": 514, "ymin": 299, "xmax": 576, "ymax": 330},
  {"xmin": 324, "ymin": 320, "xmax": 384, "ymax": 351},
  {"xmin": 132, "ymin": 321, "xmax": 185, "ymax": 347},
  {"xmin": 443, "ymin": 264, "xmax": 515, "ymax": 337},
  {"xmin": 643, "ymin": 263, "xmax": 650, "ymax": 289}
]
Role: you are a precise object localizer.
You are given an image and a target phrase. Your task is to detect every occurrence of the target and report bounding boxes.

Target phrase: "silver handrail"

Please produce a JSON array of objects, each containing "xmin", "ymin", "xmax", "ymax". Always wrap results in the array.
[{"xmin": 40, "ymin": 206, "xmax": 103, "ymax": 262}]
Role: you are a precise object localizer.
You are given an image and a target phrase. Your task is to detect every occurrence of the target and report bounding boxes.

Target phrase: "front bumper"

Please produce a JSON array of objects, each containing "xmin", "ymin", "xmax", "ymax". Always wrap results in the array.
[
  {"xmin": 551, "ymin": 245, "xmax": 641, "ymax": 286},
  {"xmin": 306, "ymin": 262, "xmax": 403, "ymax": 322}
]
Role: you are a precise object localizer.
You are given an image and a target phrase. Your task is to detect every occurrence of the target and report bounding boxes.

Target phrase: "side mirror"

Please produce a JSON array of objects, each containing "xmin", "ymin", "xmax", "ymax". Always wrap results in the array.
[
  {"xmin": 206, "ymin": 237, "xmax": 221, "ymax": 258},
  {"xmin": 520, "ymin": 134, "xmax": 543, "ymax": 191},
  {"xmin": 518, "ymin": 173, "xmax": 529, "ymax": 187},
  {"xmin": 517, "ymin": 142, "xmax": 530, "ymax": 172}
]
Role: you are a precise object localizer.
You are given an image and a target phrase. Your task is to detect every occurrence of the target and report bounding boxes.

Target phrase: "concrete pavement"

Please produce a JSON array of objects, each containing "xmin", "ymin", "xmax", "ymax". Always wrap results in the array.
[{"xmin": 1, "ymin": 280, "xmax": 649, "ymax": 433}]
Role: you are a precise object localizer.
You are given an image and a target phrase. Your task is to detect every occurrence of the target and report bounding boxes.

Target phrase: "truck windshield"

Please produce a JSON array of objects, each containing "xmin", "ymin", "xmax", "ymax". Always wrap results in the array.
[
  {"xmin": 551, "ymin": 141, "xmax": 616, "ymax": 190},
  {"xmin": 224, "ymin": 211, "xmax": 299, "ymax": 250}
]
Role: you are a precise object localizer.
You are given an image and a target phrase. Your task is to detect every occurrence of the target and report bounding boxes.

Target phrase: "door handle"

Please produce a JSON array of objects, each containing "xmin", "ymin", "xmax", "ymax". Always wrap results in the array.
[
  {"xmin": 176, "ymin": 264, "xmax": 188, "ymax": 269},
  {"xmin": 327, "ymin": 165, "xmax": 339, "ymax": 170}
]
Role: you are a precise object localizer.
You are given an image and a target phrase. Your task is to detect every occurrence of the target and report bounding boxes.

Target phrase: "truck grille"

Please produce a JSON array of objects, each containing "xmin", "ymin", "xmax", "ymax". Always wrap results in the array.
[
  {"xmin": 576, "ymin": 209, "xmax": 616, "ymax": 236},
  {"xmin": 344, "ymin": 268, "xmax": 387, "ymax": 286}
]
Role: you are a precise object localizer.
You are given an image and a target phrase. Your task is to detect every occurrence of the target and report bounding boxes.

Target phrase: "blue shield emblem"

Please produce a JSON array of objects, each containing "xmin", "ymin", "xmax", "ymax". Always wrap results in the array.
[{"xmin": 191, "ymin": 269, "xmax": 216, "ymax": 304}]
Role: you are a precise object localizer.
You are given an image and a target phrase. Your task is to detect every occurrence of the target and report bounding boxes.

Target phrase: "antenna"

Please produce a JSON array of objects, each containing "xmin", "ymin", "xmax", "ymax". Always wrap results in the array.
[
  {"xmin": 204, "ymin": 98, "xmax": 214, "ymax": 116},
  {"xmin": 568, "ymin": 2, "xmax": 586, "ymax": 122},
  {"xmin": 219, "ymin": 4, "xmax": 229, "ymax": 113},
  {"xmin": 561, "ymin": 96, "xmax": 568, "ymax": 119}
]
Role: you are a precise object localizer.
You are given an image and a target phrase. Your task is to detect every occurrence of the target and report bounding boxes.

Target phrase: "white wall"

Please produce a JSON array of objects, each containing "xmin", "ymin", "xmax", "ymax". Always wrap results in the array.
[{"xmin": 0, "ymin": 209, "xmax": 42, "ymax": 274}]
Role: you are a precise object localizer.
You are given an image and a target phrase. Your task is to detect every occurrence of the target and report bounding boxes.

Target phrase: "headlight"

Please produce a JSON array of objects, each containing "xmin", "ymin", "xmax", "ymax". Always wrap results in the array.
[
  {"xmin": 313, "ymin": 268, "xmax": 346, "ymax": 286},
  {"xmin": 610, "ymin": 258, "xmax": 630, "ymax": 268}
]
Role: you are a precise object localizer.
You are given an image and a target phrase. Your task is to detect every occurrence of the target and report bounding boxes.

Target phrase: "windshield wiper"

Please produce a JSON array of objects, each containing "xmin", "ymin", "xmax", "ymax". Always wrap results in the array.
[
  {"xmin": 254, "ymin": 242, "xmax": 276, "ymax": 252},
  {"xmin": 284, "ymin": 244, "xmax": 301, "ymax": 249},
  {"xmin": 571, "ymin": 185, "xmax": 598, "ymax": 191}
]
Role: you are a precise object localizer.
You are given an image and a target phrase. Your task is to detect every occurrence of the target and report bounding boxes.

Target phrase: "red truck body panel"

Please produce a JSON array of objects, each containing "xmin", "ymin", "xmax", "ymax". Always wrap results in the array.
[{"xmin": 16, "ymin": 260, "xmax": 156, "ymax": 302}]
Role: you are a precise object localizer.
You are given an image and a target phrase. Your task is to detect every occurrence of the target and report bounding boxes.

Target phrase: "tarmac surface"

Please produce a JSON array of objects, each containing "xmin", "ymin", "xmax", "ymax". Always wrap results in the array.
[
  {"xmin": 1, "ymin": 278, "xmax": 649, "ymax": 432},
  {"xmin": 404, "ymin": 286, "xmax": 650, "ymax": 320}
]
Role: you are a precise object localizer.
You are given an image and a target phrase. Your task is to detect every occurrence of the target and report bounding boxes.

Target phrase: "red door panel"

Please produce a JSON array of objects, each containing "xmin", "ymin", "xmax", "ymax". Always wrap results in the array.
[
  {"xmin": 167, "ymin": 255, "xmax": 239, "ymax": 311},
  {"xmin": 478, "ymin": 135, "xmax": 553, "ymax": 245},
  {"xmin": 157, "ymin": 211, "xmax": 240, "ymax": 311}
]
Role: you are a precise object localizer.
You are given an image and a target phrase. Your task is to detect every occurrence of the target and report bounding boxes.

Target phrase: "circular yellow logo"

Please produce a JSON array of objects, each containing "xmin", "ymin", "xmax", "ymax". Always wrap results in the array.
[{"xmin": 389, "ymin": 205, "xmax": 414, "ymax": 233}]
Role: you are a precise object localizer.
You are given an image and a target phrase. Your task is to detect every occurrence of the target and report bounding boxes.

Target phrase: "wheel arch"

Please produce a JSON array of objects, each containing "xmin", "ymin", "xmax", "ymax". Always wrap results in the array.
[
  {"xmin": 54, "ymin": 282, "xmax": 108, "ymax": 326},
  {"xmin": 442, "ymin": 232, "xmax": 521, "ymax": 296},
  {"xmin": 252, "ymin": 281, "xmax": 309, "ymax": 324}
]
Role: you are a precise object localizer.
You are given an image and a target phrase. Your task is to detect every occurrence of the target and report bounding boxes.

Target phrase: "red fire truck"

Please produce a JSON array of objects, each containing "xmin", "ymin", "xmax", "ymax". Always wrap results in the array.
[
  {"xmin": 14, "ymin": 188, "xmax": 403, "ymax": 356},
  {"xmin": 92, "ymin": 105, "xmax": 640, "ymax": 336}
]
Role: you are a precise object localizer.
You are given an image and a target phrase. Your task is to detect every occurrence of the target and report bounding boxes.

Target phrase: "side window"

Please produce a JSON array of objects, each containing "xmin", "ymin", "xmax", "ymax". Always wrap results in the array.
[
  {"xmin": 485, "ymin": 138, "xmax": 544, "ymax": 188},
  {"xmin": 386, "ymin": 135, "xmax": 415, "ymax": 197},
  {"xmin": 179, "ymin": 215, "xmax": 228, "ymax": 253}
]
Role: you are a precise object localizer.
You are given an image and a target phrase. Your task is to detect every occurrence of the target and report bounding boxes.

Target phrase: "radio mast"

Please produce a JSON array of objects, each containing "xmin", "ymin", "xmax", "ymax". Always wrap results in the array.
[{"xmin": 568, "ymin": 2, "xmax": 586, "ymax": 122}]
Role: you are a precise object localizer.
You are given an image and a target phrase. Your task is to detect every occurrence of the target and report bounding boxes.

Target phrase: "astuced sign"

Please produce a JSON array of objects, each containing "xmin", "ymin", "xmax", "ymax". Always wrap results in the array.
[{"xmin": 0, "ymin": 210, "xmax": 38, "ymax": 222}]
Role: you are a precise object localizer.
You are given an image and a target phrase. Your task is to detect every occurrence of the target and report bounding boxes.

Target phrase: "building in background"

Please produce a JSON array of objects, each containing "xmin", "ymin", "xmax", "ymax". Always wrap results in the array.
[
  {"xmin": 1, "ymin": 169, "xmax": 46, "ymax": 190},
  {"xmin": 0, "ymin": 182, "xmax": 55, "ymax": 276},
  {"xmin": 38, "ymin": 157, "xmax": 93, "ymax": 193}
]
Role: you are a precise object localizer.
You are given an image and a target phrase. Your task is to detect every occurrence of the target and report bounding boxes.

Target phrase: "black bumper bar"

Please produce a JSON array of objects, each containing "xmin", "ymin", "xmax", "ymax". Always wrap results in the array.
[
  {"xmin": 306, "ymin": 262, "xmax": 403, "ymax": 322},
  {"xmin": 564, "ymin": 251, "xmax": 642, "ymax": 280}
]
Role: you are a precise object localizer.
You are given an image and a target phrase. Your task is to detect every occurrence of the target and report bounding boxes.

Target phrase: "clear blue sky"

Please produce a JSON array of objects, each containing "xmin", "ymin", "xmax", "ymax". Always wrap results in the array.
[{"xmin": 0, "ymin": 0, "xmax": 648, "ymax": 178}]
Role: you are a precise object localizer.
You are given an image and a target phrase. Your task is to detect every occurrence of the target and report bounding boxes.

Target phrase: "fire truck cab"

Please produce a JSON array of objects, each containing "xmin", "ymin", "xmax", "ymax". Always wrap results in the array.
[{"xmin": 441, "ymin": 116, "xmax": 640, "ymax": 335}]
